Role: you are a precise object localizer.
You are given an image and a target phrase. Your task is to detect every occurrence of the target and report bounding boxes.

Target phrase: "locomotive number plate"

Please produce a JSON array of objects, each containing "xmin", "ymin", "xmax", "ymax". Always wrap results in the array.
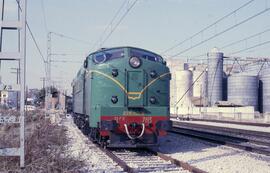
[
  {"xmin": 123, "ymin": 111, "xmax": 145, "ymax": 116},
  {"xmin": 142, "ymin": 117, "xmax": 152, "ymax": 124},
  {"xmin": 113, "ymin": 116, "xmax": 126, "ymax": 123}
]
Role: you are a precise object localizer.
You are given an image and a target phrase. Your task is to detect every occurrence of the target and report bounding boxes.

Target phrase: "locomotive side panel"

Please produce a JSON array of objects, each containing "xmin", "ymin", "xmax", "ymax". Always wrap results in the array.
[
  {"xmin": 84, "ymin": 70, "xmax": 92, "ymax": 117},
  {"xmin": 72, "ymin": 69, "xmax": 85, "ymax": 115}
]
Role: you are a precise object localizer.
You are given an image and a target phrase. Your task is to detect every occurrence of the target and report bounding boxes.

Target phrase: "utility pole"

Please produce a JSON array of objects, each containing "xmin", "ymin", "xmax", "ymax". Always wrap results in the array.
[
  {"xmin": 0, "ymin": 61, "xmax": 2, "ymax": 104},
  {"xmin": 40, "ymin": 77, "xmax": 45, "ymax": 89},
  {"xmin": 45, "ymin": 32, "xmax": 52, "ymax": 116}
]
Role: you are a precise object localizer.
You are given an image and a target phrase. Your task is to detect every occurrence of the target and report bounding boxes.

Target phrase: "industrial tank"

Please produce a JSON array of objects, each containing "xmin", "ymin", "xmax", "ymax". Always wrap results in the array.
[
  {"xmin": 207, "ymin": 48, "xmax": 223, "ymax": 106},
  {"xmin": 175, "ymin": 70, "xmax": 193, "ymax": 108},
  {"xmin": 228, "ymin": 74, "xmax": 258, "ymax": 110},
  {"xmin": 169, "ymin": 60, "xmax": 189, "ymax": 113},
  {"xmin": 193, "ymin": 70, "xmax": 207, "ymax": 99},
  {"xmin": 170, "ymin": 72, "xmax": 176, "ymax": 112},
  {"xmin": 260, "ymin": 69, "xmax": 270, "ymax": 113}
]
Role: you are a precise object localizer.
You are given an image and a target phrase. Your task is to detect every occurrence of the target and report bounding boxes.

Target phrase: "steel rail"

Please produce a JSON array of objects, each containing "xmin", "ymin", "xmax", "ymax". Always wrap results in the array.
[
  {"xmin": 146, "ymin": 148, "xmax": 207, "ymax": 173},
  {"xmin": 93, "ymin": 141, "xmax": 207, "ymax": 173},
  {"xmin": 98, "ymin": 147, "xmax": 134, "ymax": 172},
  {"xmin": 171, "ymin": 126, "xmax": 270, "ymax": 156},
  {"xmin": 75, "ymin": 119, "xmax": 207, "ymax": 172},
  {"xmin": 173, "ymin": 121, "xmax": 270, "ymax": 139},
  {"xmin": 181, "ymin": 118, "xmax": 270, "ymax": 127}
]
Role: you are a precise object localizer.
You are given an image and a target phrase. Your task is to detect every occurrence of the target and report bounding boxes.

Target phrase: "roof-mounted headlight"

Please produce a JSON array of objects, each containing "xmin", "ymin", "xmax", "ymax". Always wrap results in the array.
[{"xmin": 129, "ymin": 57, "xmax": 141, "ymax": 68}]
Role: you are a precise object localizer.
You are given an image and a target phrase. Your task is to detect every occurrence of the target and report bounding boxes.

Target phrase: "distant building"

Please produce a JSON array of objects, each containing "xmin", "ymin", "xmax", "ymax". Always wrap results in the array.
[{"xmin": 0, "ymin": 90, "xmax": 8, "ymax": 105}]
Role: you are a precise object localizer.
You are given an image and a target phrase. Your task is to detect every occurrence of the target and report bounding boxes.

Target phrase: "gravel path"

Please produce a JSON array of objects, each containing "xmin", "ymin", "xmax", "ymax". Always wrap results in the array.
[
  {"xmin": 157, "ymin": 133, "xmax": 270, "ymax": 173},
  {"xmin": 62, "ymin": 118, "xmax": 124, "ymax": 173}
]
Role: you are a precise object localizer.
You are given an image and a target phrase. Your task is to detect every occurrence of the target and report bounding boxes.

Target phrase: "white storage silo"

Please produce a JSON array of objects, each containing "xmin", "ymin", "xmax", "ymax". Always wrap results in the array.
[
  {"xmin": 193, "ymin": 70, "xmax": 208, "ymax": 99},
  {"xmin": 174, "ymin": 70, "xmax": 193, "ymax": 114},
  {"xmin": 168, "ymin": 60, "xmax": 191, "ymax": 114},
  {"xmin": 260, "ymin": 68, "xmax": 270, "ymax": 113},
  {"xmin": 207, "ymin": 48, "xmax": 223, "ymax": 106},
  {"xmin": 228, "ymin": 74, "xmax": 258, "ymax": 110}
]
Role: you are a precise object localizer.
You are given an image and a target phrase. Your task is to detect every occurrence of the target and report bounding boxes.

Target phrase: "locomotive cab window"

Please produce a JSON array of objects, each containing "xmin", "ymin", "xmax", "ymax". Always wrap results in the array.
[
  {"xmin": 92, "ymin": 48, "xmax": 125, "ymax": 64},
  {"xmin": 130, "ymin": 48, "xmax": 163, "ymax": 63}
]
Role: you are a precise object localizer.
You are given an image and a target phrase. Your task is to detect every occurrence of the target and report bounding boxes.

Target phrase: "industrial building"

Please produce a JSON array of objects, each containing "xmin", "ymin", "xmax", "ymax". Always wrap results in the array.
[{"xmin": 167, "ymin": 48, "xmax": 270, "ymax": 122}]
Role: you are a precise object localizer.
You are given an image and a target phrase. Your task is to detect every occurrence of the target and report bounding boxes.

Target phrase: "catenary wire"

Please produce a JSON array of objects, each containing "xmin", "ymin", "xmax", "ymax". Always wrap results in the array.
[
  {"xmin": 228, "ymin": 40, "xmax": 270, "ymax": 55},
  {"xmin": 161, "ymin": 0, "xmax": 255, "ymax": 54},
  {"xmin": 221, "ymin": 27, "xmax": 270, "ymax": 49},
  {"xmin": 40, "ymin": 0, "xmax": 48, "ymax": 32},
  {"xmin": 16, "ymin": 0, "xmax": 46, "ymax": 64},
  {"xmin": 98, "ymin": 0, "xmax": 139, "ymax": 48},
  {"xmin": 91, "ymin": 0, "xmax": 127, "ymax": 50},
  {"xmin": 186, "ymin": 27, "xmax": 270, "ymax": 59},
  {"xmin": 169, "ymin": 7, "xmax": 270, "ymax": 58},
  {"xmin": 50, "ymin": 31, "xmax": 92, "ymax": 45}
]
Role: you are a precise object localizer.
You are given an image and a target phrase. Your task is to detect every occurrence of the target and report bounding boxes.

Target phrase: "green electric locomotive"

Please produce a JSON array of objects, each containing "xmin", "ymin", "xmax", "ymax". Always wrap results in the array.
[{"xmin": 72, "ymin": 46, "xmax": 172, "ymax": 147}]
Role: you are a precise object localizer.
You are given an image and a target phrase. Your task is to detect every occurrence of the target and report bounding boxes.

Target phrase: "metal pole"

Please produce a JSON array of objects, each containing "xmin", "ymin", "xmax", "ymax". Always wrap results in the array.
[
  {"xmin": 45, "ymin": 32, "xmax": 51, "ymax": 116},
  {"xmin": 40, "ymin": 77, "xmax": 45, "ymax": 89},
  {"xmin": 0, "ymin": 0, "xmax": 4, "ymax": 103},
  {"xmin": 0, "ymin": 0, "xmax": 26, "ymax": 168},
  {"xmin": 19, "ymin": 0, "xmax": 26, "ymax": 167}
]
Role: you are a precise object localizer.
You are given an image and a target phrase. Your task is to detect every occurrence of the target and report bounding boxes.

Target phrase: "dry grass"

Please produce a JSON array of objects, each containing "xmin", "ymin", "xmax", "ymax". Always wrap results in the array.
[{"xmin": 0, "ymin": 109, "xmax": 85, "ymax": 173}]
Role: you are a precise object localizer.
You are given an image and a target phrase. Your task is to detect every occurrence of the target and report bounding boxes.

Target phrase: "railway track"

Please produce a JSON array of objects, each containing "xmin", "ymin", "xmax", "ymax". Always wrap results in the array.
[
  {"xmin": 100, "ymin": 147, "xmax": 206, "ymax": 173},
  {"xmin": 171, "ymin": 117, "xmax": 270, "ymax": 127},
  {"xmin": 188, "ymin": 118, "xmax": 270, "ymax": 127},
  {"xmin": 173, "ymin": 121, "xmax": 270, "ymax": 140},
  {"xmin": 172, "ymin": 121, "xmax": 270, "ymax": 156},
  {"xmin": 69, "ymin": 118, "xmax": 206, "ymax": 173},
  {"xmin": 66, "ymin": 116, "xmax": 207, "ymax": 173}
]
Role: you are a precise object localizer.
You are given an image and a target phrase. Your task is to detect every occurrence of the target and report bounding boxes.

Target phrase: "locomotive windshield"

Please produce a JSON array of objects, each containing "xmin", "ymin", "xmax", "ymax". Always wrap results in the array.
[
  {"xmin": 130, "ymin": 48, "xmax": 163, "ymax": 63},
  {"xmin": 91, "ymin": 47, "xmax": 164, "ymax": 64},
  {"xmin": 92, "ymin": 48, "xmax": 125, "ymax": 64}
]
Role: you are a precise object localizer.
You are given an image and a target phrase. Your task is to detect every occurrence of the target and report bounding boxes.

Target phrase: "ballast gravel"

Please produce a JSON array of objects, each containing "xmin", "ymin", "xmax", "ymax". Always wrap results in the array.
[
  {"xmin": 62, "ymin": 118, "xmax": 124, "ymax": 173},
  {"xmin": 157, "ymin": 133, "xmax": 270, "ymax": 173}
]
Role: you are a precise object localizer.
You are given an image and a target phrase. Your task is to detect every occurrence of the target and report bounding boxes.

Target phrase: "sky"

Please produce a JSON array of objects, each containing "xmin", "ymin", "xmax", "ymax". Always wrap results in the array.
[{"xmin": 1, "ymin": 0, "xmax": 270, "ymax": 94}]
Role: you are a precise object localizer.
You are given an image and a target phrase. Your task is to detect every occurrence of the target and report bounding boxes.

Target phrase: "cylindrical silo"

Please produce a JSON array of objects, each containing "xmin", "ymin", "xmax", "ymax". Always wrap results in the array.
[
  {"xmin": 175, "ymin": 70, "xmax": 193, "ymax": 108},
  {"xmin": 193, "ymin": 70, "xmax": 208, "ymax": 99},
  {"xmin": 207, "ymin": 48, "xmax": 223, "ymax": 106},
  {"xmin": 170, "ymin": 72, "xmax": 176, "ymax": 113},
  {"xmin": 260, "ymin": 69, "xmax": 270, "ymax": 113},
  {"xmin": 228, "ymin": 75, "xmax": 258, "ymax": 110}
]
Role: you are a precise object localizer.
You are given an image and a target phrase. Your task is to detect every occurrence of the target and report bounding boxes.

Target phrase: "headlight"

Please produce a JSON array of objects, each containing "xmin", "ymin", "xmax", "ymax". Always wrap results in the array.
[
  {"xmin": 150, "ymin": 70, "xmax": 157, "ymax": 78},
  {"xmin": 150, "ymin": 96, "xmax": 156, "ymax": 104},
  {"xmin": 111, "ymin": 96, "xmax": 118, "ymax": 104},
  {"xmin": 129, "ymin": 57, "xmax": 141, "ymax": 68}
]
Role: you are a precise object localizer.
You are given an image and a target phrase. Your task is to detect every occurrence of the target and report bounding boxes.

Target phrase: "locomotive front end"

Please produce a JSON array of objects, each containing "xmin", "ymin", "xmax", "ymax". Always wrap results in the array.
[{"xmin": 84, "ymin": 47, "xmax": 171, "ymax": 147}]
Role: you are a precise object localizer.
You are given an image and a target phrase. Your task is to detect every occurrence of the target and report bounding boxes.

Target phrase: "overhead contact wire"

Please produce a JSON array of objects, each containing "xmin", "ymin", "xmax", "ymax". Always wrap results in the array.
[
  {"xmin": 169, "ymin": 7, "xmax": 270, "ymax": 58},
  {"xmin": 161, "ymin": 0, "xmax": 255, "ymax": 54},
  {"xmin": 98, "ymin": 0, "xmax": 139, "ymax": 48},
  {"xmin": 91, "ymin": 0, "xmax": 127, "ymax": 50}
]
